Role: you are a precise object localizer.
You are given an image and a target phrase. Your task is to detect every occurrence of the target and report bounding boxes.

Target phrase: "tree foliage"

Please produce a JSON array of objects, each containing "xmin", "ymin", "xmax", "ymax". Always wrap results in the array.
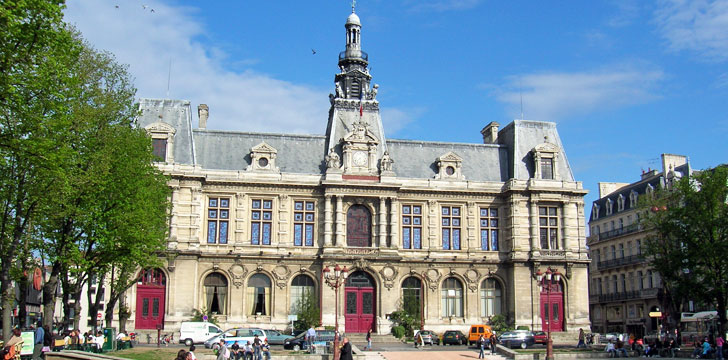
[
  {"xmin": 640, "ymin": 166, "xmax": 728, "ymax": 334},
  {"xmin": 293, "ymin": 290, "xmax": 320, "ymax": 331}
]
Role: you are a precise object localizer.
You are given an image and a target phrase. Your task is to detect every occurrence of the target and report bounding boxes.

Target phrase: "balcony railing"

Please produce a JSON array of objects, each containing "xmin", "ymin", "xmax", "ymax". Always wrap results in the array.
[
  {"xmin": 594, "ymin": 288, "xmax": 662, "ymax": 303},
  {"xmin": 596, "ymin": 254, "xmax": 644, "ymax": 270},
  {"xmin": 597, "ymin": 223, "xmax": 640, "ymax": 241}
]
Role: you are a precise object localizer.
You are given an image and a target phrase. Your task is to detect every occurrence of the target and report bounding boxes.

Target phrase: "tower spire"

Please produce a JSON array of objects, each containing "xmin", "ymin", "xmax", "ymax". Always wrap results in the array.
[{"xmin": 351, "ymin": 0, "xmax": 356, "ymax": 13}]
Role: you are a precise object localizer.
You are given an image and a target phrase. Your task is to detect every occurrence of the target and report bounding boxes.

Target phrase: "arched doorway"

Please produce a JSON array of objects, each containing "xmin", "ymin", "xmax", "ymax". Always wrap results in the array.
[
  {"xmin": 345, "ymin": 271, "xmax": 376, "ymax": 333},
  {"xmin": 347, "ymin": 205, "xmax": 371, "ymax": 247},
  {"xmin": 540, "ymin": 280, "xmax": 564, "ymax": 332},
  {"xmin": 135, "ymin": 268, "xmax": 166, "ymax": 329},
  {"xmin": 402, "ymin": 277, "xmax": 423, "ymax": 328}
]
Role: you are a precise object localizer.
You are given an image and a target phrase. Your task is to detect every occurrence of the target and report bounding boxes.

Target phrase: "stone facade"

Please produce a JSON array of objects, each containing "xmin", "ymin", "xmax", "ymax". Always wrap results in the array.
[
  {"xmin": 587, "ymin": 154, "xmax": 691, "ymax": 336},
  {"xmin": 125, "ymin": 9, "xmax": 590, "ymax": 336}
]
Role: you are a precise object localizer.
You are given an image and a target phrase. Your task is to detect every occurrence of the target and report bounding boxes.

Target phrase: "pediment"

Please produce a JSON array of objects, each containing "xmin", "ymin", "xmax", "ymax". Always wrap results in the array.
[
  {"xmin": 437, "ymin": 151, "xmax": 462, "ymax": 162},
  {"xmin": 145, "ymin": 121, "xmax": 176, "ymax": 134},
  {"xmin": 343, "ymin": 123, "xmax": 379, "ymax": 144},
  {"xmin": 533, "ymin": 142, "xmax": 559, "ymax": 153},
  {"xmin": 251, "ymin": 142, "xmax": 277, "ymax": 154}
]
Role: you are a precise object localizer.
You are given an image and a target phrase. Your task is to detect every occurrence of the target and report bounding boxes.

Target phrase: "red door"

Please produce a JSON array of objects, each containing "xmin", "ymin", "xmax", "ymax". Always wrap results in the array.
[
  {"xmin": 135, "ymin": 269, "xmax": 166, "ymax": 329},
  {"xmin": 345, "ymin": 287, "xmax": 375, "ymax": 333},
  {"xmin": 540, "ymin": 283, "xmax": 564, "ymax": 332}
]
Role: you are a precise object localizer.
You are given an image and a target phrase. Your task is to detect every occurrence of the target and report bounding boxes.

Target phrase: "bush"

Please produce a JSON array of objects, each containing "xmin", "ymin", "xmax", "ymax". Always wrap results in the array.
[
  {"xmin": 391, "ymin": 326, "xmax": 405, "ymax": 339},
  {"xmin": 488, "ymin": 314, "xmax": 513, "ymax": 333}
]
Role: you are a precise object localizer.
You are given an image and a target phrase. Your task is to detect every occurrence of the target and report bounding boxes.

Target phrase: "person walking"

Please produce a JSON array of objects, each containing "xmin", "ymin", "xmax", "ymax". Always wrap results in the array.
[
  {"xmin": 253, "ymin": 334, "xmax": 262, "ymax": 360},
  {"xmin": 490, "ymin": 333, "xmax": 498, "ymax": 355},
  {"xmin": 577, "ymin": 328, "xmax": 586, "ymax": 348},
  {"xmin": 216, "ymin": 339, "xmax": 230, "ymax": 360},
  {"xmin": 32, "ymin": 321, "xmax": 44, "ymax": 360},
  {"xmin": 306, "ymin": 326, "xmax": 316, "ymax": 354},
  {"xmin": 364, "ymin": 329, "xmax": 372, "ymax": 351},
  {"xmin": 340, "ymin": 337, "xmax": 353, "ymax": 360},
  {"xmin": 477, "ymin": 334, "xmax": 486, "ymax": 359}
]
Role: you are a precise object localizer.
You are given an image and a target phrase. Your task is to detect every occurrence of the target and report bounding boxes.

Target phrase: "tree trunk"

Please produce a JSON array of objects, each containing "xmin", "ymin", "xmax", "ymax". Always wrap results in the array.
[
  {"xmin": 17, "ymin": 270, "xmax": 28, "ymax": 330},
  {"xmin": 717, "ymin": 294, "xmax": 727, "ymax": 337},
  {"xmin": 1, "ymin": 271, "xmax": 13, "ymax": 341},
  {"xmin": 72, "ymin": 287, "xmax": 83, "ymax": 330},
  {"xmin": 42, "ymin": 263, "xmax": 61, "ymax": 328}
]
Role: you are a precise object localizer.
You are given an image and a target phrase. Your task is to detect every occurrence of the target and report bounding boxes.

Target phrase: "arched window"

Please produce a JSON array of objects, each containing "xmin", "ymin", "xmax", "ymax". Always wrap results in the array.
[
  {"xmin": 480, "ymin": 279, "xmax": 502, "ymax": 317},
  {"xmin": 138, "ymin": 268, "xmax": 166, "ymax": 286},
  {"xmin": 441, "ymin": 277, "xmax": 463, "ymax": 317},
  {"xmin": 204, "ymin": 273, "xmax": 228, "ymax": 315},
  {"xmin": 402, "ymin": 277, "xmax": 422, "ymax": 319},
  {"xmin": 247, "ymin": 274, "xmax": 272, "ymax": 315},
  {"xmin": 347, "ymin": 205, "xmax": 371, "ymax": 247},
  {"xmin": 290, "ymin": 275, "xmax": 315, "ymax": 314}
]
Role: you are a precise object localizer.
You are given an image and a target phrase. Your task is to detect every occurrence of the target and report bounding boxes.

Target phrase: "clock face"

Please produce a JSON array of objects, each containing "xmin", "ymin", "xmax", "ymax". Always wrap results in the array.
[{"xmin": 353, "ymin": 151, "xmax": 368, "ymax": 166}]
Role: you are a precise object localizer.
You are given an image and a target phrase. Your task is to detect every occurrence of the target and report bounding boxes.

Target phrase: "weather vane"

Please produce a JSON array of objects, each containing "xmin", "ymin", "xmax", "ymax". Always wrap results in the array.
[{"xmin": 351, "ymin": 0, "xmax": 356, "ymax": 13}]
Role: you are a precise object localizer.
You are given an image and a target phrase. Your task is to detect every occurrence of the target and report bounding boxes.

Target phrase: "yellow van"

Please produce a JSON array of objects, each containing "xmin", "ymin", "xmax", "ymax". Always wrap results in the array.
[{"xmin": 468, "ymin": 325, "xmax": 493, "ymax": 346}]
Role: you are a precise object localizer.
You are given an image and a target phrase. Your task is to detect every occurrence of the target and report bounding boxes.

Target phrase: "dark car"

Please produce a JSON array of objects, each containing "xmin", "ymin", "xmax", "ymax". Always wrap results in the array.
[
  {"xmin": 498, "ymin": 330, "xmax": 535, "ymax": 349},
  {"xmin": 283, "ymin": 330, "xmax": 335, "ymax": 351},
  {"xmin": 441, "ymin": 330, "xmax": 467, "ymax": 345},
  {"xmin": 533, "ymin": 331, "xmax": 547, "ymax": 345}
]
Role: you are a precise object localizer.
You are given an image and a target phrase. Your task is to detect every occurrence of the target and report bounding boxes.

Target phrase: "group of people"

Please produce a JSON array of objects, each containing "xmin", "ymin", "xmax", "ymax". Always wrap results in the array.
[
  {"xmin": 215, "ymin": 335, "xmax": 271, "ymax": 360},
  {"xmin": 691, "ymin": 335, "xmax": 725, "ymax": 359},
  {"xmin": 175, "ymin": 346, "xmax": 197, "ymax": 360},
  {"xmin": 476, "ymin": 334, "xmax": 498, "ymax": 359}
]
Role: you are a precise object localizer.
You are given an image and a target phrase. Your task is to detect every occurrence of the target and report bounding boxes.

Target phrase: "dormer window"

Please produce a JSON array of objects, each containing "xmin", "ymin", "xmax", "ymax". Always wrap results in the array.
[
  {"xmin": 531, "ymin": 142, "xmax": 560, "ymax": 180},
  {"xmin": 144, "ymin": 122, "xmax": 176, "ymax": 164},
  {"xmin": 646, "ymin": 184, "xmax": 654, "ymax": 198},
  {"xmin": 247, "ymin": 142, "xmax": 279, "ymax": 172},
  {"xmin": 592, "ymin": 204, "xmax": 600, "ymax": 220},
  {"xmin": 630, "ymin": 190, "xmax": 638, "ymax": 208},
  {"xmin": 606, "ymin": 199, "xmax": 613, "ymax": 216},
  {"xmin": 617, "ymin": 194, "xmax": 625, "ymax": 212},
  {"xmin": 435, "ymin": 152, "xmax": 464, "ymax": 180}
]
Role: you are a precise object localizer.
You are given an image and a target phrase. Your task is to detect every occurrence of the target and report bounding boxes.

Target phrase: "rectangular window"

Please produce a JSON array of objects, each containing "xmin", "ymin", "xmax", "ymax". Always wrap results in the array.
[
  {"xmin": 152, "ymin": 138, "xmax": 167, "ymax": 162},
  {"xmin": 251, "ymin": 199, "xmax": 273, "ymax": 245},
  {"xmin": 402, "ymin": 205, "xmax": 423, "ymax": 249},
  {"xmin": 441, "ymin": 205, "xmax": 462, "ymax": 250},
  {"xmin": 207, "ymin": 197, "xmax": 230, "ymax": 244},
  {"xmin": 479, "ymin": 207, "xmax": 499, "ymax": 251},
  {"xmin": 539, "ymin": 206, "xmax": 559, "ymax": 249},
  {"xmin": 293, "ymin": 201, "xmax": 315, "ymax": 246},
  {"xmin": 541, "ymin": 158, "xmax": 554, "ymax": 179}
]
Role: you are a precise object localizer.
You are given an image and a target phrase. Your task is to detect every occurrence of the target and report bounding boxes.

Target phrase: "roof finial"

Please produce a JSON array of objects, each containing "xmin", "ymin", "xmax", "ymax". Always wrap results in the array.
[{"xmin": 351, "ymin": 0, "xmax": 356, "ymax": 13}]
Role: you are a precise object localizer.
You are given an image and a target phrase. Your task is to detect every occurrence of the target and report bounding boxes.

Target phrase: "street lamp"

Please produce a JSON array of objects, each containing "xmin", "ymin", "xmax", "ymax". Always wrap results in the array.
[
  {"xmin": 537, "ymin": 268, "xmax": 561, "ymax": 360},
  {"xmin": 323, "ymin": 264, "xmax": 348, "ymax": 360}
]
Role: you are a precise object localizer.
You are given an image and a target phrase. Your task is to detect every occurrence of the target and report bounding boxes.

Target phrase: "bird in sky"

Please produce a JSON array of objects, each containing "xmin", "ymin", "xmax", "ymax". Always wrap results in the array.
[
  {"xmin": 115, "ymin": 5, "xmax": 119, "ymax": 8},
  {"xmin": 311, "ymin": 49, "xmax": 317, "ymax": 55}
]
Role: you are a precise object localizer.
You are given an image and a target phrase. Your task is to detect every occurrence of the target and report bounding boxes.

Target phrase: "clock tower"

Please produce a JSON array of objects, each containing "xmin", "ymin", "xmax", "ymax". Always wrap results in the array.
[{"xmin": 324, "ymin": 6, "xmax": 389, "ymax": 178}]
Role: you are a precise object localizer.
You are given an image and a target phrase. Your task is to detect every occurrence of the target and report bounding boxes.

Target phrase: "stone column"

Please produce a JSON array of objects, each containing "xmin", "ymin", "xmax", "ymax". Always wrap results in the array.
[
  {"xmin": 324, "ymin": 195, "xmax": 333, "ymax": 246},
  {"xmin": 378, "ymin": 197, "xmax": 387, "ymax": 248},
  {"xmin": 466, "ymin": 201, "xmax": 477, "ymax": 251},
  {"xmin": 335, "ymin": 195, "xmax": 345, "ymax": 246},
  {"xmin": 530, "ymin": 200, "xmax": 540, "ymax": 250},
  {"xmin": 562, "ymin": 200, "xmax": 575, "ymax": 251},
  {"xmin": 277, "ymin": 194, "xmax": 289, "ymax": 246},
  {"xmin": 389, "ymin": 197, "xmax": 399, "ymax": 249},
  {"xmin": 427, "ymin": 200, "xmax": 438, "ymax": 250}
]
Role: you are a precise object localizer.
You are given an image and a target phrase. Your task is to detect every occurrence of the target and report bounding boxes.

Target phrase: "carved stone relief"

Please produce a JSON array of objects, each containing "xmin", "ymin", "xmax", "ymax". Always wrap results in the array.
[
  {"xmin": 379, "ymin": 264, "xmax": 398, "ymax": 291},
  {"xmin": 425, "ymin": 268, "xmax": 441, "ymax": 292},
  {"xmin": 273, "ymin": 265, "xmax": 291, "ymax": 289},
  {"xmin": 228, "ymin": 263, "xmax": 248, "ymax": 288}
]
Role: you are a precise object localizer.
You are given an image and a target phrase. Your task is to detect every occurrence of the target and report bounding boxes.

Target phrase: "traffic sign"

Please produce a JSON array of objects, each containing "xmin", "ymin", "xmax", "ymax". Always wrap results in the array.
[
  {"xmin": 97, "ymin": 312, "xmax": 103, "ymax": 319},
  {"xmin": 203, "ymin": 315, "xmax": 208, "ymax": 321}
]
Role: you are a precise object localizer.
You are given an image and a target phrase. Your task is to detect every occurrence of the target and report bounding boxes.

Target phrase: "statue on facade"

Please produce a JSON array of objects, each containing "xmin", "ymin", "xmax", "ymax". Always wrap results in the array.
[
  {"xmin": 335, "ymin": 82, "xmax": 344, "ymax": 98},
  {"xmin": 326, "ymin": 148, "xmax": 341, "ymax": 169},
  {"xmin": 367, "ymin": 84, "xmax": 379, "ymax": 100},
  {"xmin": 380, "ymin": 151, "xmax": 394, "ymax": 172}
]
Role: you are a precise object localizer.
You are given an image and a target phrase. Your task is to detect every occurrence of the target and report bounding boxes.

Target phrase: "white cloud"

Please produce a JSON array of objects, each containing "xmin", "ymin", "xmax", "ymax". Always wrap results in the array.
[
  {"xmin": 654, "ymin": 0, "xmax": 728, "ymax": 62},
  {"xmin": 64, "ymin": 1, "xmax": 330, "ymax": 134},
  {"xmin": 606, "ymin": 0, "xmax": 642, "ymax": 27},
  {"xmin": 380, "ymin": 107, "xmax": 425, "ymax": 136},
  {"xmin": 406, "ymin": 0, "xmax": 481, "ymax": 12},
  {"xmin": 492, "ymin": 67, "xmax": 664, "ymax": 121}
]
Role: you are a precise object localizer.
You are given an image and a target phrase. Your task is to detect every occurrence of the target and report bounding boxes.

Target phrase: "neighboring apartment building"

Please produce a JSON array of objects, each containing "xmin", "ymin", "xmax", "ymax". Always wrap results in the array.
[
  {"xmin": 120, "ymin": 9, "xmax": 591, "ymax": 335},
  {"xmin": 587, "ymin": 154, "xmax": 691, "ymax": 337}
]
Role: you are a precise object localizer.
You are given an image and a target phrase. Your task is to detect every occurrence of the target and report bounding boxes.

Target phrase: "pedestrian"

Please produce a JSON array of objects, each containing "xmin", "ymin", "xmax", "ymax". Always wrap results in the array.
[
  {"xmin": 717, "ymin": 335, "xmax": 725, "ymax": 360},
  {"xmin": 253, "ymin": 334, "xmax": 262, "ymax": 360},
  {"xmin": 175, "ymin": 349, "xmax": 189, "ymax": 360},
  {"xmin": 261, "ymin": 339, "xmax": 271, "ymax": 360},
  {"xmin": 340, "ymin": 337, "xmax": 353, "ymax": 360},
  {"xmin": 365, "ymin": 329, "xmax": 372, "ymax": 351},
  {"xmin": 577, "ymin": 328, "xmax": 586, "ymax": 348},
  {"xmin": 490, "ymin": 333, "xmax": 498, "ymax": 354},
  {"xmin": 306, "ymin": 326, "xmax": 316, "ymax": 354},
  {"xmin": 216, "ymin": 339, "xmax": 230, "ymax": 360},
  {"xmin": 32, "ymin": 321, "xmax": 44, "ymax": 360},
  {"xmin": 188, "ymin": 345, "xmax": 197, "ymax": 360},
  {"xmin": 478, "ymin": 334, "xmax": 485, "ymax": 359}
]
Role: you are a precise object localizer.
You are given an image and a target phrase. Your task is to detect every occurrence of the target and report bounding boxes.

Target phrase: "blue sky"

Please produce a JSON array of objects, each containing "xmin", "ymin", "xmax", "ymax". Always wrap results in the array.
[{"xmin": 64, "ymin": 0, "xmax": 727, "ymax": 217}]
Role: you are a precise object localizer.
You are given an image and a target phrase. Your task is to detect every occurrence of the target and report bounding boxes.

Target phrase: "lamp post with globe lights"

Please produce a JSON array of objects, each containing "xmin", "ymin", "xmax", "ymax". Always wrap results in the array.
[
  {"xmin": 536, "ymin": 268, "xmax": 561, "ymax": 360},
  {"xmin": 323, "ymin": 264, "xmax": 348, "ymax": 360}
]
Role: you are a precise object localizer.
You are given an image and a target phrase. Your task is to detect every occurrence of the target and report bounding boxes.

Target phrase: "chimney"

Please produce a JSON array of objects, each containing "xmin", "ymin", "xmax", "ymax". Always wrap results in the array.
[
  {"xmin": 198, "ymin": 104, "xmax": 209, "ymax": 129},
  {"xmin": 481, "ymin": 121, "xmax": 500, "ymax": 144}
]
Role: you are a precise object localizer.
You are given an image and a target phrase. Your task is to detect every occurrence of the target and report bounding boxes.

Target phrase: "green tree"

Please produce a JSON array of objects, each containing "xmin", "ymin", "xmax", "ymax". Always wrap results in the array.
[
  {"xmin": 293, "ymin": 290, "xmax": 320, "ymax": 331},
  {"xmin": 641, "ymin": 166, "xmax": 728, "ymax": 334},
  {"xmin": 389, "ymin": 291, "xmax": 419, "ymax": 337},
  {"xmin": 0, "ymin": 0, "xmax": 80, "ymax": 339}
]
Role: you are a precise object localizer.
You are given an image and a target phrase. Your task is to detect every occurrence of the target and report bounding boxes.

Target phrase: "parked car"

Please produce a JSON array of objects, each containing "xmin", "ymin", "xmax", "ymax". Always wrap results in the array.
[
  {"xmin": 468, "ymin": 325, "xmax": 494, "ymax": 346},
  {"xmin": 264, "ymin": 329, "xmax": 294, "ymax": 345},
  {"xmin": 533, "ymin": 331, "xmax": 547, "ymax": 345},
  {"xmin": 498, "ymin": 330, "xmax": 535, "ymax": 349},
  {"xmin": 441, "ymin": 330, "xmax": 467, "ymax": 345},
  {"xmin": 283, "ymin": 330, "xmax": 336, "ymax": 351},
  {"xmin": 203, "ymin": 328, "xmax": 267, "ymax": 350},
  {"xmin": 179, "ymin": 321, "xmax": 223, "ymax": 346},
  {"xmin": 415, "ymin": 330, "xmax": 440, "ymax": 345}
]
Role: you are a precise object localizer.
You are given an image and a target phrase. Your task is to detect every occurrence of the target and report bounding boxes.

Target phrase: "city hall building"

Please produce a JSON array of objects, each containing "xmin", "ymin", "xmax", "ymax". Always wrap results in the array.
[{"xmin": 129, "ymin": 9, "xmax": 590, "ymax": 335}]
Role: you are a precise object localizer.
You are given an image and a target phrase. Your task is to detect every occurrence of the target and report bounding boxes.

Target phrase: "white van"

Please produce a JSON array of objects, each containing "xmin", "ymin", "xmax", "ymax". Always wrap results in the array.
[{"xmin": 179, "ymin": 322, "xmax": 223, "ymax": 346}]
